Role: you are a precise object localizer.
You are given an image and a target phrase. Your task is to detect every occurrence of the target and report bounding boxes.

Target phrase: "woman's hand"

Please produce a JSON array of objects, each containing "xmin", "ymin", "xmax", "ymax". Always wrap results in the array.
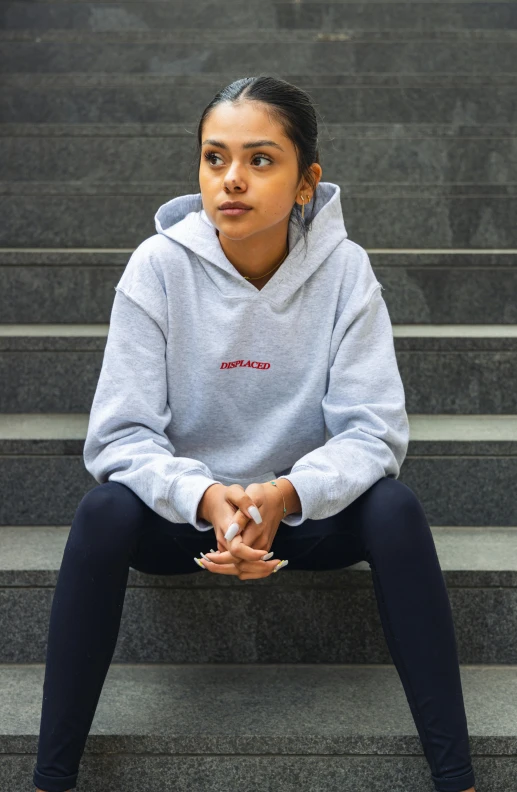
[{"xmin": 199, "ymin": 482, "xmax": 287, "ymax": 580}]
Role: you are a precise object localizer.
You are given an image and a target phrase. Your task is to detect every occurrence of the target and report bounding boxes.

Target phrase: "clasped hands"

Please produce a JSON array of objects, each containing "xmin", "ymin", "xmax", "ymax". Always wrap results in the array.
[{"xmin": 195, "ymin": 482, "xmax": 289, "ymax": 580}]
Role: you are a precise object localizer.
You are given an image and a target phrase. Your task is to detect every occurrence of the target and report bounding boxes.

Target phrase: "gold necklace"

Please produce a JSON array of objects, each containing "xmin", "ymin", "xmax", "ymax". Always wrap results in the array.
[{"xmin": 243, "ymin": 244, "xmax": 289, "ymax": 281}]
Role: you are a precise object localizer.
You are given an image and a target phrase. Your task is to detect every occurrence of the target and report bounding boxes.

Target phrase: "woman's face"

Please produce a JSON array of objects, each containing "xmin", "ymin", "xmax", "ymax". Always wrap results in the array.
[{"xmin": 199, "ymin": 101, "xmax": 312, "ymax": 243}]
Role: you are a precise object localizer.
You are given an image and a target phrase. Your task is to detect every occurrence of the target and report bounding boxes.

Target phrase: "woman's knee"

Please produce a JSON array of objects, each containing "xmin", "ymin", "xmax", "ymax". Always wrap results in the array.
[
  {"xmin": 70, "ymin": 481, "xmax": 146, "ymax": 560},
  {"xmin": 358, "ymin": 477, "xmax": 432, "ymax": 555}
]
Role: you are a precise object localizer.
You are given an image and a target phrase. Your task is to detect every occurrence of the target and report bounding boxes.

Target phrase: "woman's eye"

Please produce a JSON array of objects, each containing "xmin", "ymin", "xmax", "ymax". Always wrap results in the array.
[
  {"xmin": 203, "ymin": 151, "xmax": 272, "ymax": 167},
  {"xmin": 252, "ymin": 155, "xmax": 272, "ymax": 166},
  {"xmin": 204, "ymin": 151, "xmax": 222, "ymax": 165}
]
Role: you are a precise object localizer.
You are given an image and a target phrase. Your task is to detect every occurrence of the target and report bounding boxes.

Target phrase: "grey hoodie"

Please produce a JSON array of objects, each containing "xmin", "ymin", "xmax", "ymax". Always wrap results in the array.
[{"xmin": 83, "ymin": 181, "xmax": 410, "ymax": 531}]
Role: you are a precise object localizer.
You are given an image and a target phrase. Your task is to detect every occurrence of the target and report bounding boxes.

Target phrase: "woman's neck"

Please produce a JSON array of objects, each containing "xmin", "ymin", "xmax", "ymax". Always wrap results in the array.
[{"xmin": 216, "ymin": 228, "xmax": 289, "ymax": 282}]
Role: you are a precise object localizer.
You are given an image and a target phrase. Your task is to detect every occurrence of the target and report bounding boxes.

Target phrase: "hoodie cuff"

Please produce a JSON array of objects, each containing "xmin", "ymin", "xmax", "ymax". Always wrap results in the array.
[
  {"xmin": 168, "ymin": 470, "xmax": 220, "ymax": 531},
  {"xmin": 277, "ymin": 467, "xmax": 329, "ymax": 527}
]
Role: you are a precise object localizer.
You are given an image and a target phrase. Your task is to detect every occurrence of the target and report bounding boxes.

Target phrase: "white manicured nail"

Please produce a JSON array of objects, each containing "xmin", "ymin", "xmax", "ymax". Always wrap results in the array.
[
  {"xmin": 225, "ymin": 522, "xmax": 240, "ymax": 541},
  {"xmin": 193, "ymin": 557, "xmax": 206, "ymax": 569},
  {"xmin": 200, "ymin": 552, "xmax": 212, "ymax": 563},
  {"xmin": 248, "ymin": 505, "xmax": 262, "ymax": 524},
  {"xmin": 261, "ymin": 551, "xmax": 274, "ymax": 561},
  {"xmin": 273, "ymin": 559, "xmax": 289, "ymax": 573}
]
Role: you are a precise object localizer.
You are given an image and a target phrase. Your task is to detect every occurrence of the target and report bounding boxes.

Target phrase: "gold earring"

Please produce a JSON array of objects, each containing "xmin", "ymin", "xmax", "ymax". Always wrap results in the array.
[{"xmin": 301, "ymin": 194, "xmax": 306, "ymax": 219}]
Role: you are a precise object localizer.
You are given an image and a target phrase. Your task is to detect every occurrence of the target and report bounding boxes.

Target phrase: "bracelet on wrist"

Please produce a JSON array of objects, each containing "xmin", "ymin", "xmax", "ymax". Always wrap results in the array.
[{"xmin": 270, "ymin": 479, "xmax": 287, "ymax": 517}]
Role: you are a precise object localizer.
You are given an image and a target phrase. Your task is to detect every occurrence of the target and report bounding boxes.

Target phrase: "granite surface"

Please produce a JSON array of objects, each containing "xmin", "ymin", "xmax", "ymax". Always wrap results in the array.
[
  {"xmin": 0, "ymin": 524, "xmax": 515, "ymax": 664},
  {"xmin": 1, "ymin": 664, "xmax": 515, "ymax": 790},
  {"xmin": 3, "ymin": 74, "xmax": 517, "ymax": 127}
]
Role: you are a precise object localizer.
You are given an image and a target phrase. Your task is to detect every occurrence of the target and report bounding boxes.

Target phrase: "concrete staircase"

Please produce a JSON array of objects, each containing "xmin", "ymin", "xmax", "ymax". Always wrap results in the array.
[{"xmin": 1, "ymin": 1, "xmax": 516, "ymax": 789}]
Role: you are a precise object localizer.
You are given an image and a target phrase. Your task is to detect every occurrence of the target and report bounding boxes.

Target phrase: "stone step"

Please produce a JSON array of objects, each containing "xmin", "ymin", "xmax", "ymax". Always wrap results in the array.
[
  {"xmin": 2, "ymin": 121, "xmax": 516, "ymax": 184},
  {"xmin": 1, "ymin": 180, "xmax": 516, "ymax": 247},
  {"xmin": 0, "ymin": 663, "xmax": 514, "ymax": 790},
  {"xmin": 5, "ymin": 29, "xmax": 517, "ymax": 42},
  {"xmin": 0, "ymin": 248, "xmax": 516, "ymax": 324},
  {"xmin": 1, "ymin": 73, "xmax": 515, "ymax": 125},
  {"xmin": 1, "ymin": 329, "xmax": 516, "ymax": 413},
  {"xmin": 1, "ymin": 523, "xmax": 516, "ymax": 663},
  {"xmin": 0, "ymin": 414, "xmax": 516, "ymax": 526},
  {"xmin": 1, "ymin": 0, "xmax": 516, "ymax": 32},
  {"xmin": 2, "ymin": 31, "xmax": 517, "ymax": 74}
]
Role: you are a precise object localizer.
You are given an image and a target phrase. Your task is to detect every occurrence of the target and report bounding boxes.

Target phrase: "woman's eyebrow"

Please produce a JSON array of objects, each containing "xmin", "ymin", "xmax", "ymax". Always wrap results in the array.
[{"xmin": 202, "ymin": 138, "xmax": 285, "ymax": 152}]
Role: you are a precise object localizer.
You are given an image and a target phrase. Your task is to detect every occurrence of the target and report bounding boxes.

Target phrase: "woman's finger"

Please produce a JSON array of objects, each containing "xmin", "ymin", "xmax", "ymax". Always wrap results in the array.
[
  {"xmin": 199, "ymin": 556, "xmax": 285, "ymax": 578},
  {"xmin": 223, "ymin": 498, "xmax": 252, "ymax": 542},
  {"xmin": 204, "ymin": 550, "xmax": 238, "ymax": 564},
  {"xmin": 226, "ymin": 528, "xmax": 271, "ymax": 563},
  {"xmin": 228, "ymin": 484, "xmax": 263, "ymax": 524},
  {"xmin": 202, "ymin": 549, "xmax": 238, "ymax": 564},
  {"xmin": 234, "ymin": 557, "xmax": 287, "ymax": 580},
  {"xmin": 211, "ymin": 506, "xmax": 250, "ymax": 561},
  {"xmin": 224, "ymin": 484, "xmax": 263, "ymax": 527},
  {"xmin": 196, "ymin": 557, "xmax": 240, "ymax": 575},
  {"xmin": 203, "ymin": 543, "xmax": 266, "ymax": 565},
  {"xmin": 221, "ymin": 502, "xmax": 262, "ymax": 554}
]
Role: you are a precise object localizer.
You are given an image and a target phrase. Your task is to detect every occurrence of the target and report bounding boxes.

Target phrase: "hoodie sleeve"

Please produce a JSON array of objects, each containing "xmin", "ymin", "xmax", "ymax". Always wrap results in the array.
[
  {"xmin": 83, "ymin": 247, "xmax": 219, "ymax": 532},
  {"xmin": 277, "ymin": 281, "xmax": 410, "ymax": 526}
]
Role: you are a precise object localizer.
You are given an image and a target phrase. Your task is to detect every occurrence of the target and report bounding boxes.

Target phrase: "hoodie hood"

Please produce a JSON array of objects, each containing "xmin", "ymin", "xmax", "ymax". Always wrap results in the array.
[{"xmin": 153, "ymin": 181, "xmax": 348, "ymax": 307}]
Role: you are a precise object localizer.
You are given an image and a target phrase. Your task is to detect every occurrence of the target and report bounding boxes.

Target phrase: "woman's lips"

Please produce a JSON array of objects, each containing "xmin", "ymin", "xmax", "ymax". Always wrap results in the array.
[{"xmin": 219, "ymin": 207, "xmax": 252, "ymax": 216}]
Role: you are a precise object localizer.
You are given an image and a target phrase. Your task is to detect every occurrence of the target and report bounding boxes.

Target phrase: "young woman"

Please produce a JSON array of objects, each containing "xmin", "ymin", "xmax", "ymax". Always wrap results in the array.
[{"xmin": 33, "ymin": 76, "xmax": 476, "ymax": 792}]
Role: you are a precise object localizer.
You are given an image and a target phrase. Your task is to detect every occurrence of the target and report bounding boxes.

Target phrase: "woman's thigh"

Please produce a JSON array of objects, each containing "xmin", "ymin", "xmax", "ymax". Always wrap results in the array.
[
  {"xmin": 270, "ymin": 475, "xmax": 418, "ymax": 572},
  {"xmin": 129, "ymin": 500, "xmax": 211, "ymax": 576},
  {"xmin": 271, "ymin": 490, "xmax": 366, "ymax": 571}
]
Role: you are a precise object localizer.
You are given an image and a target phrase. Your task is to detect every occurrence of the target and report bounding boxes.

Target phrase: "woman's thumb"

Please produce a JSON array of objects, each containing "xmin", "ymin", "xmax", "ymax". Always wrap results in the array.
[
  {"xmin": 223, "ymin": 504, "xmax": 255, "ymax": 542},
  {"xmin": 224, "ymin": 516, "xmax": 243, "ymax": 542},
  {"xmin": 219, "ymin": 484, "xmax": 261, "ymax": 543}
]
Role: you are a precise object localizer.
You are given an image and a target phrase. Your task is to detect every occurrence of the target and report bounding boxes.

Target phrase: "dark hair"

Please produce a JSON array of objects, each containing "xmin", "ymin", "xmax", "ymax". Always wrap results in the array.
[{"xmin": 193, "ymin": 75, "xmax": 322, "ymax": 251}]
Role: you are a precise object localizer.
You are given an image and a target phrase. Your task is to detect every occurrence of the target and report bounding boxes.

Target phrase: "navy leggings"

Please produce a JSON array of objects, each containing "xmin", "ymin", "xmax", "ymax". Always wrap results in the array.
[{"xmin": 33, "ymin": 476, "xmax": 476, "ymax": 792}]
